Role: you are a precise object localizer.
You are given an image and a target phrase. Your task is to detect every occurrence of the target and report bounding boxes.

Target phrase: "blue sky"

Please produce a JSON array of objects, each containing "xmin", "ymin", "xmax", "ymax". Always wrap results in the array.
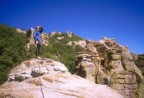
[{"xmin": 0, "ymin": 0, "xmax": 144, "ymax": 54}]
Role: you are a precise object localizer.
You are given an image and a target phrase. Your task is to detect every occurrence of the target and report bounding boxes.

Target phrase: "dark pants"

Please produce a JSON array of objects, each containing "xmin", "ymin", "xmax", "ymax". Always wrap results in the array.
[{"xmin": 36, "ymin": 43, "xmax": 41, "ymax": 57}]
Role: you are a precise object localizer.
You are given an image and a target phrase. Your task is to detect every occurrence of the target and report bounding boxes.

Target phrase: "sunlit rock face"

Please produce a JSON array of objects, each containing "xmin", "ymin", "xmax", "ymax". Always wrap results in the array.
[
  {"xmin": 0, "ymin": 58, "xmax": 123, "ymax": 98},
  {"xmin": 74, "ymin": 37, "xmax": 144, "ymax": 98}
]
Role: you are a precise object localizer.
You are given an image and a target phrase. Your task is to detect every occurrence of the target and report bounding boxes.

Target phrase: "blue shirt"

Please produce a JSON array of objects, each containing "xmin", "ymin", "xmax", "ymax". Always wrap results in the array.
[{"xmin": 33, "ymin": 31, "xmax": 42, "ymax": 42}]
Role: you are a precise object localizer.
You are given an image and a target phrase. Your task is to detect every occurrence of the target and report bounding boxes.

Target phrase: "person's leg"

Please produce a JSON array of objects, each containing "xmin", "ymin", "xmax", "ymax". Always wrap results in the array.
[
  {"xmin": 36, "ymin": 44, "xmax": 38, "ymax": 57},
  {"xmin": 37, "ymin": 43, "xmax": 41, "ymax": 56}
]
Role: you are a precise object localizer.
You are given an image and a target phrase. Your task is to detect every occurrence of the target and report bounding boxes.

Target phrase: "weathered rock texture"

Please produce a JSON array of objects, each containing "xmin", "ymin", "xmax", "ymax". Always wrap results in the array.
[
  {"xmin": 133, "ymin": 54, "xmax": 144, "ymax": 76},
  {"xmin": 74, "ymin": 37, "xmax": 144, "ymax": 98},
  {"xmin": 0, "ymin": 58, "xmax": 123, "ymax": 98}
]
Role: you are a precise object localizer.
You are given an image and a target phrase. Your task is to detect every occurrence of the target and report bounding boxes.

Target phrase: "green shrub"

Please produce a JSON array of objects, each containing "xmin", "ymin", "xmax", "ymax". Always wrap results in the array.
[
  {"xmin": 0, "ymin": 24, "xmax": 27, "ymax": 84},
  {"xmin": 0, "ymin": 24, "xmax": 84, "ymax": 84},
  {"xmin": 41, "ymin": 32, "xmax": 84, "ymax": 72}
]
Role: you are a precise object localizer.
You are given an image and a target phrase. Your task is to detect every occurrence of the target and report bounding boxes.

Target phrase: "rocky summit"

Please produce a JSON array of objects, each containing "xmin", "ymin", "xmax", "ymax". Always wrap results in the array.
[
  {"xmin": 0, "ymin": 58, "xmax": 123, "ymax": 98},
  {"xmin": 0, "ymin": 25, "xmax": 144, "ymax": 98}
]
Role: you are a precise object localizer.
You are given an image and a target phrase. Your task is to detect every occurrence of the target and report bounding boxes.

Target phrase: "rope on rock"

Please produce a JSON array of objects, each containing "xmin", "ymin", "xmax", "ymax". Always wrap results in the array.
[{"xmin": 38, "ymin": 59, "xmax": 45, "ymax": 98}]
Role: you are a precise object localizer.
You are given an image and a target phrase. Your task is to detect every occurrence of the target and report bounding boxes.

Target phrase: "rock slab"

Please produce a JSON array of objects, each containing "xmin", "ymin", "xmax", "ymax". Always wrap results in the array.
[{"xmin": 0, "ymin": 58, "xmax": 123, "ymax": 98}]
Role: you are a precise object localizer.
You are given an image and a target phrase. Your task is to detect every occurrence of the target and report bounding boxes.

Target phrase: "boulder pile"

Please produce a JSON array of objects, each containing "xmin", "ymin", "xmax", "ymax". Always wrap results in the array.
[{"xmin": 74, "ymin": 37, "xmax": 144, "ymax": 98}]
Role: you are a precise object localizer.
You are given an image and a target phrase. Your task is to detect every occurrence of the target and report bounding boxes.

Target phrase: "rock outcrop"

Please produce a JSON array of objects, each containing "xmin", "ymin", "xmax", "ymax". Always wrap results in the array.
[
  {"xmin": 67, "ymin": 30, "xmax": 73, "ymax": 37},
  {"xmin": 74, "ymin": 37, "xmax": 144, "ymax": 98},
  {"xmin": 74, "ymin": 40, "xmax": 86, "ymax": 48},
  {"xmin": 16, "ymin": 28, "xmax": 26, "ymax": 34},
  {"xmin": 50, "ymin": 31, "xmax": 57, "ymax": 37},
  {"xmin": 0, "ymin": 58, "xmax": 123, "ymax": 98},
  {"xmin": 67, "ymin": 40, "xmax": 86, "ymax": 48}
]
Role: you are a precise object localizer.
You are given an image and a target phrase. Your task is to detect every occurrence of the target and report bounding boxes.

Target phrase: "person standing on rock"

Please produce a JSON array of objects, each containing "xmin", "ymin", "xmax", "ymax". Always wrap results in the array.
[{"xmin": 33, "ymin": 26, "xmax": 43, "ymax": 58}]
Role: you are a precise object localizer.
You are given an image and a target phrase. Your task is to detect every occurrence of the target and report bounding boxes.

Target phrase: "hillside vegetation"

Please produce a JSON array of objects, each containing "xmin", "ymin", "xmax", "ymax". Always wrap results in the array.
[
  {"xmin": 0, "ymin": 24, "xmax": 84, "ymax": 84},
  {"xmin": 0, "ymin": 24, "xmax": 27, "ymax": 84}
]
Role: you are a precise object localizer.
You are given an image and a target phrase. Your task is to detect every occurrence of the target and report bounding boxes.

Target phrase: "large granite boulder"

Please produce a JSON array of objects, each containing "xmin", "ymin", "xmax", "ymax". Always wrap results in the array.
[{"xmin": 0, "ymin": 58, "xmax": 123, "ymax": 98}]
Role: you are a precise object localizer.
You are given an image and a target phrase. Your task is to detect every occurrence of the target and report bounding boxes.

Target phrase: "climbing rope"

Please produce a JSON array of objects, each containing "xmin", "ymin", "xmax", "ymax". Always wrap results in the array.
[
  {"xmin": 38, "ymin": 60, "xmax": 45, "ymax": 98},
  {"xmin": 36, "ymin": 42, "xmax": 45, "ymax": 98}
]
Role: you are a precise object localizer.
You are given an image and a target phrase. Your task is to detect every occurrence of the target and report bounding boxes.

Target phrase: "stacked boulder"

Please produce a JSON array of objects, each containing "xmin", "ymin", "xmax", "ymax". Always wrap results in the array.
[
  {"xmin": 74, "ymin": 37, "xmax": 144, "ymax": 98},
  {"xmin": 74, "ymin": 52, "xmax": 96, "ymax": 82}
]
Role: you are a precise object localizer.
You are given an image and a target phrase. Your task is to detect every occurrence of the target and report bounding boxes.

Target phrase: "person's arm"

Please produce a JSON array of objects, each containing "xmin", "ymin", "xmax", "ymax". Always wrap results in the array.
[
  {"xmin": 33, "ymin": 31, "xmax": 37, "ymax": 41},
  {"xmin": 37, "ymin": 32, "xmax": 42, "ymax": 42}
]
